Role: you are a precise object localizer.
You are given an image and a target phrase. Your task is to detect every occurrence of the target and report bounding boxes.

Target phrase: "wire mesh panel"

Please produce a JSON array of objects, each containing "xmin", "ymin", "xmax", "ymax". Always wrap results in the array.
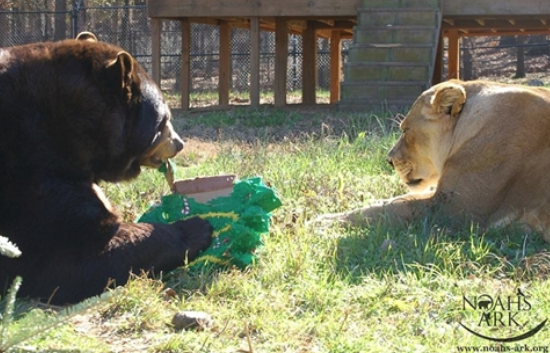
[
  {"xmin": 155, "ymin": 21, "xmax": 341, "ymax": 107},
  {"xmin": 1, "ymin": 3, "xmax": 548, "ymax": 108},
  {"xmin": 0, "ymin": 10, "xmax": 71, "ymax": 47},
  {"xmin": 74, "ymin": 6, "xmax": 152, "ymax": 66}
]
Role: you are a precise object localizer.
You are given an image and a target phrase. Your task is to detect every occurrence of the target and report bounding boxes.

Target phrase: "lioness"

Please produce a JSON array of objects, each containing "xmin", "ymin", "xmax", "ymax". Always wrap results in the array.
[{"xmin": 321, "ymin": 79, "xmax": 550, "ymax": 241}]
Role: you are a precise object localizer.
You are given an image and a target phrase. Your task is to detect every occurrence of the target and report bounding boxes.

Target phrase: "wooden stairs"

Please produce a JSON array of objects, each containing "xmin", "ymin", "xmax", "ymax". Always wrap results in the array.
[{"xmin": 338, "ymin": 0, "xmax": 442, "ymax": 112}]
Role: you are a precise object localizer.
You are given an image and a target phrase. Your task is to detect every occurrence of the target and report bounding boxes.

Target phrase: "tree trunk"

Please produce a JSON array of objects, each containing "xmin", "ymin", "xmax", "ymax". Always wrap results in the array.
[
  {"xmin": 515, "ymin": 36, "xmax": 526, "ymax": 78},
  {"xmin": 54, "ymin": 0, "xmax": 67, "ymax": 41},
  {"xmin": 461, "ymin": 37, "xmax": 475, "ymax": 80}
]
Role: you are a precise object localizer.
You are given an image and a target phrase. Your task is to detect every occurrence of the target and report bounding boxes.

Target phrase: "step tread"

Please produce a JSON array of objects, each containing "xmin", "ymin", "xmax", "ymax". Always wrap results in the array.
[
  {"xmin": 341, "ymin": 80, "xmax": 428, "ymax": 86},
  {"xmin": 350, "ymin": 43, "xmax": 434, "ymax": 48},
  {"xmin": 357, "ymin": 7, "xmax": 440, "ymax": 13},
  {"xmin": 355, "ymin": 25, "xmax": 437, "ymax": 30},
  {"xmin": 345, "ymin": 61, "xmax": 431, "ymax": 67},
  {"xmin": 336, "ymin": 100, "xmax": 415, "ymax": 111},
  {"xmin": 338, "ymin": 99, "xmax": 415, "ymax": 104}
]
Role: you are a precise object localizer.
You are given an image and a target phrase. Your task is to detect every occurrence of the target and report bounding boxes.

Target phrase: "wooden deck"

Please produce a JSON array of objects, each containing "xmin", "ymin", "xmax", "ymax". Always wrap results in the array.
[{"xmin": 147, "ymin": 0, "xmax": 550, "ymax": 110}]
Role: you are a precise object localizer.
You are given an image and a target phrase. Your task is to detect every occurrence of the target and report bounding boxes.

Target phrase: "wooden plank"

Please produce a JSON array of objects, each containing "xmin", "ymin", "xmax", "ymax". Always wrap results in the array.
[
  {"xmin": 447, "ymin": 29, "xmax": 550, "ymax": 37},
  {"xmin": 151, "ymin": 18, "xmax": 161, "ymax": 87},
  {"xmin": 219, "ymin": 21, "xmax": 230, "ymax": 107},
  {"xmin": 329, "ymin": 30, "xmax": 341, "ymax": 104},
  {"xmin": 181, "ymin": 18, "xmax": 191, "ymax": 110},
  {"xmin": 274, "ymin": 18, "xmax": 288, "ymax": 107},
  {"xmin": 302, "ymin": 22, "xmax": 317, "ymax": 105},
  {"xmin": 442, "ymin": 0, "xmax": 550, "ymax": 16},
  {"xmin": 432, "ymin": 28, "xmax": 443, "ymax": 85},
  {"xmin": 147, "ymin": 0, "xmax": 360, "ymax": 18},
  {"xmin": 447, "ymin": 30, "xmax": 460, "ymax": 80},
  {"xmin": 250, "ymin": 17, "xmax": 261, "ymax": 107},
  {"xmin": 442, "ymin": 18, "xmax": 550, "ymax": 32}
]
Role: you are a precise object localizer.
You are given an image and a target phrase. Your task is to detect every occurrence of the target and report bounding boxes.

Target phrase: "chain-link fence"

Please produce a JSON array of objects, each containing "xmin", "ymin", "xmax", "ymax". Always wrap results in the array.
[
  {"xmin": 457, "ymin": 36, "xmax": 550, "ymax": 81},
  {"xmin": 0, "ymin": 4, "xmax": 350, "ymax": 108},
  {"xmin": 158, "ymin": 20, "xmax": 348, "ymax": 107},
  {"xmin": 1, "ymin": 3, "xmax": 549, "ymax": 108}
]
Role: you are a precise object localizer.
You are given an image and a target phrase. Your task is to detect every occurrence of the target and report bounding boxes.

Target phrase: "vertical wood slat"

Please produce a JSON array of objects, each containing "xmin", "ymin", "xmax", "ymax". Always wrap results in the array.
[
  {"xmin": 181, "ymin": 18, "xmax": 191, "ymax": 110},
  {"xmin": 274, "ymin": 17, "xmax": 288, "ymax": 107},
  {"xmin": 151, "ymin": 18, "xmax": 162, "ymax": 87},
  {"xmin": 249, "ymin": 17, "xmax": 261, "ymax": 107},
  {"xmin": 432, "ymin": 28, "xmax": 444, "ymax": 85},
  {"xmin": 329, "ymin": 30, "xmax": 342, "ymax": 104},
  {"xmin": 447, "ymin": 29, "xmax": 460, "ymax": 80},
  {"xmin": 219, "ymin": 21, "xmax": 231, "ymax": 107},
  {"xmin": 302, "ymin": 21, "xmax": 317, "ymax": 105}
]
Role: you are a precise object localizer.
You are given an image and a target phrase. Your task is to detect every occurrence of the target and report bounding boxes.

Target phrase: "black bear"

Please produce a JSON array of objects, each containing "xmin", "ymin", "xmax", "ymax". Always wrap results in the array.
[{"xmin": 0, "ymin": 32, "xmax": 213, "ymax": 304}]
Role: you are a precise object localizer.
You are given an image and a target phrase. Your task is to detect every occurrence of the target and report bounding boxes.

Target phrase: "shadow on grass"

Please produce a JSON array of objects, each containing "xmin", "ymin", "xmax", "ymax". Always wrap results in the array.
[{"xmin": 334, "ymin": 218, "xmax": 550, "ymax": 284}]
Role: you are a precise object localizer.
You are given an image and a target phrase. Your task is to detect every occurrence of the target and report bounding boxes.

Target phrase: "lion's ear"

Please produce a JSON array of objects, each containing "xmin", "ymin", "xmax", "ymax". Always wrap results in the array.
[
  {"xmin": 105, "ymin": 51, "xmax": 135, "ymax": 102},
  {"xmin": 75, "ymin": 31, "xmax": 98, "ymax": 42},
  {"xmin": 429, "ymin": 82, "xmax": 466, "ymax": 119}
]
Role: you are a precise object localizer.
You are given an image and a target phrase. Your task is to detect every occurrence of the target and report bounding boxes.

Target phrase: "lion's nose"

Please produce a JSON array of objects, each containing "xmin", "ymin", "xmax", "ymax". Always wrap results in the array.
[{"xmin": 387, "ymin": 157, "xmax": 394, "ymax": 168}]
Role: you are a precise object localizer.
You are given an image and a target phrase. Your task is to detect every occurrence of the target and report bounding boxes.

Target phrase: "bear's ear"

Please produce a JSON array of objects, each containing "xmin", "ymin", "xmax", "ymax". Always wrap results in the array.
[
  {"xmin": 429, "ymin": 81, "xmax": 466, "ymax": 119},
  {"xmin": 75, "ymin": 31, "xmax": 98, "ymax": 42},
  {"xmin": 105, "ymin": 51, "xmax": 135, "ymax": 102}
]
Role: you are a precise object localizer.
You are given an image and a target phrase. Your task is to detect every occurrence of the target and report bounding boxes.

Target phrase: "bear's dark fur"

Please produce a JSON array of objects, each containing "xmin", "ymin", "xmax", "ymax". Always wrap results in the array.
[{"xmin": 0, "ymin": 33, "xmax": 212, "ymax": 304}]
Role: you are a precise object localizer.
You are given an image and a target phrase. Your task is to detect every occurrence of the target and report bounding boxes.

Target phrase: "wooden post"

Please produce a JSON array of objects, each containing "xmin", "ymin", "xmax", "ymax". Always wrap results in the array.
[
  {"xmin": 181, "ymin": 18, "xmax": 191, "ymax": 110},
  {"xmin": 329, "ymin": 30, "xmax": 342, "ymax": 104},
  {"xmin": 432, "ymin": 29, "xmax": 443, "ymax": 85},
  {"xmin": 151, "ymin": 18, "xmax": 161, "ymax": 87},
  {"xmin": 302, "ymin": 21, "xmax": 317, "ymax": 105},
  {"xmin": 219, "ymin": 21, "xmax": 231, "ymax": 107},
  {"xmin": 274, "ymin": 17, "xmax": 288, "ymax": 107},
  {"xmin": 250, "ymin": 17, "xmax": 261, "ymax": 107},
  {"xmin": 447, "ymin": 30, "xmax": 460, "ymax": 80}
]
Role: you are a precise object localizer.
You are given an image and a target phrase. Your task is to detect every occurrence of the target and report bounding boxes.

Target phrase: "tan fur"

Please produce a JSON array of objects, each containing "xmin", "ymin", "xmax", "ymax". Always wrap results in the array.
[
  {"xmin": 321, "ymin": 79, "xmax": 550, "ymax": 242},
  {"xmin": 140, "ymin": 119, "xmax": 183, "ymax": 168}
]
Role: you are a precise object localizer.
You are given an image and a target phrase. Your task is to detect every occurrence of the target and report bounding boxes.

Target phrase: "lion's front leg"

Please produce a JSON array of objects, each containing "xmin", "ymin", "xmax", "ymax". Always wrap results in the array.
[
  {"xmin": 314, "ymin": 193, "xmax": 433, "ymax": 228},
  {"xmin": 315, "ymin": 200, "xmax": 388, "ymax": 227}
]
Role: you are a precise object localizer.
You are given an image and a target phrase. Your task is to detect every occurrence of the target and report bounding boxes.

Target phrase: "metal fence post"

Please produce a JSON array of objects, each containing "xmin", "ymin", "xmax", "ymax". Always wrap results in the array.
[{"xmin": 72, "ymin": 0, "xmax": 83, "ymax": 38}]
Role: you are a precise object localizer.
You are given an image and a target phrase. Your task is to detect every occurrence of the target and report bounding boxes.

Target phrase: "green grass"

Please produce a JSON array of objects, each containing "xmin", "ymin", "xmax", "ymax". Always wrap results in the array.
[{"xmin": 3, "ymin": 108, "xmax": 550, "ymax": 352}]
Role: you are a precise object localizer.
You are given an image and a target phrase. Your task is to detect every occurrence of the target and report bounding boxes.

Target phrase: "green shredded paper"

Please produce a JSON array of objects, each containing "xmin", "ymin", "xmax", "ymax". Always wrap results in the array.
[{"xmin": 137, "ymin": 176, "xmax": 282, "ymax": 270}]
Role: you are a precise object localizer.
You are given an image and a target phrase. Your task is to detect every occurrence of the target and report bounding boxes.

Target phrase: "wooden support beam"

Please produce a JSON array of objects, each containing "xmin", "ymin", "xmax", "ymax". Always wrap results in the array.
[
  {"xmin": 219, "ymin": 20, "xmax": 231, "ymax": 107},
  {"xmin": 181, "ymin": 18, "xmax": 191, "ymax": 110},
  {"xmin": 329, "ymin": 30, "xmax": 341, "ymax": 104},
  {"xmin": 445, "ymin": 29, "xmax": 550, "ymax": 37},
  {"xmin": 274, "ymin": 17, "xmax": 288, "ymax": 107},
  {"xmin": 442, "ymin": 18, "xmax": 550, "ymax": 33},
  {"xmin": 148, "ymin": 0, "xmax": 360, "ymax": 18},
  {"xmin": 250, "ymin": 17, "xmax": 261, "ymax": 107},
  {"xmin": 302, "ymin": 21, "xmax": 317, "ymax": 105},
  {"xmin": 151, "ymin": 18, "xmax": 161, "ymax": 86},
  {"xmin": 432, "ymin": 29, "xmax": 443, "ymax": 85},
  {"xmin": 447, "ymin": 30, "xmax": 460, "ymax": 80}
]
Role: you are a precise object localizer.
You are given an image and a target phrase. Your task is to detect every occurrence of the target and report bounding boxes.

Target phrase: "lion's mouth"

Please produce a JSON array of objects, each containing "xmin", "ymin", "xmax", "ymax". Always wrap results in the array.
[{"xmin": 406, "ymin": 179, "xmax": 423, "ymax": 187}]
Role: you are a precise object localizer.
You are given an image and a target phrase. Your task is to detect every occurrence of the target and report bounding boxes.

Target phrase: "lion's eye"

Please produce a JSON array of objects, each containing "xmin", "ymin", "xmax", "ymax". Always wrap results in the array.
[{"xmin": 402, "ymin": 127, "xmax": 410, "ymax": 134}]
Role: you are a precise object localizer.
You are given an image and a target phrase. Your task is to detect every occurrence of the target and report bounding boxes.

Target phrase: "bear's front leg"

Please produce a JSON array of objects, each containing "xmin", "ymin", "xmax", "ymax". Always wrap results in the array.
[
  {"xmin": 107, "ymin": 217, "xmax": 213, "ymax": 272},
  {"xmin": 17, "ymin": 216, "xmax": 212, "ymax": 304}
]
